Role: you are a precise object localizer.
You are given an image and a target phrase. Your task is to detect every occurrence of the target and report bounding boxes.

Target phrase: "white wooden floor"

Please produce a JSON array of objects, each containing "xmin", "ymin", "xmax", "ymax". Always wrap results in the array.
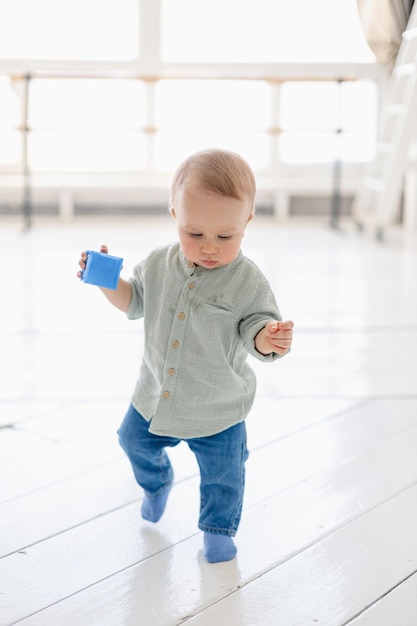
[{"xmin": 1, "ymin": 215, "xmax": 417, "ymax": 626}]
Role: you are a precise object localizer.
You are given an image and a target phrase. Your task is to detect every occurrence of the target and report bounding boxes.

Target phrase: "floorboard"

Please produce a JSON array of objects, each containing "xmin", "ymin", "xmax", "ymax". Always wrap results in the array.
[
  {"xmin": 1, "ymin": 217, "xmax": 417, "ymax": 626},
  {"xmin": 3, "ymin": 403, "xmax": 417, "ymax": 624},
  {"xmin": 182, "ymin": 485, "xmax": 417, "ymax": 626},
  {"xmin": 346, "ymin": 573, "xmax": 417, "ymax": 626}
]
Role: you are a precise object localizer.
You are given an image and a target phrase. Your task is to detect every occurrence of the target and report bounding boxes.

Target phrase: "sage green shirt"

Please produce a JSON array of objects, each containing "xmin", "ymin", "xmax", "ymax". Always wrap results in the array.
[{"xmin": 127, "ymin": 242, "xmax": 282, "ymax": 438}]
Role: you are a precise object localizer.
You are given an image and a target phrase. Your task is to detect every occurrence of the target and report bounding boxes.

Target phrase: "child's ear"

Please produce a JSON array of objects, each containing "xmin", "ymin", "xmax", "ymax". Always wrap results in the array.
[{"xmin": 169, "ymin": 207, "xmax": 176, "ymax": 220}]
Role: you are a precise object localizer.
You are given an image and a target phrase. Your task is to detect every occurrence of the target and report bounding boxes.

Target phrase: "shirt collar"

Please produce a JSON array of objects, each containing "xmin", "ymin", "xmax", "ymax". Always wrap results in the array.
[
  {"xmin": 179, "ymin": 245, "xmax": 243, "ymax": 277},
  {"xmin": 179, "ymin": 249, "xmax": 197, "ymax": 276}
]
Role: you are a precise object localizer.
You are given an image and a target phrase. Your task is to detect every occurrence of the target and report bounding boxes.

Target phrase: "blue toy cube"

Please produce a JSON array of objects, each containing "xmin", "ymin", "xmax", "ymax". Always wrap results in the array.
[{"xmin": 81, "ymin": 250, "xmax": 123, "ymax": 290}]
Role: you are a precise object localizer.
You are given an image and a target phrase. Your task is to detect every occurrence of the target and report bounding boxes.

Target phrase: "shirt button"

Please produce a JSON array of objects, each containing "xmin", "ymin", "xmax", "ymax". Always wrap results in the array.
[
  {"xmin": 162, "ymin": 391, "xmax": 170, "ymax": 398},
  {"xmin": 178, "ymin": 312, "xmax": 185, "ymax": 320},
  {"xmin": 167, "ymin": 368, "xmax": 175, "ymax": 376},
  {"xmin": 187, "ymin": 261, "xmax": 194, "ymax": 268},
  {"xmin": 188, "ymin": 281, "xmax": 195, "ymax": 289},
  {"xmin": 171, "ymin": 340, "xmax": 179, "ymax": 348}
]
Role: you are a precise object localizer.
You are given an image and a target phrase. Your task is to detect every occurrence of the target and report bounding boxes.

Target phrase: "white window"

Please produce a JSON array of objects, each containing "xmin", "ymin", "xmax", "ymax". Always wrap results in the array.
[
  {"xmin": 154, "ymin": 80, "xmax": 270, "ymax": 170},
  {"xmin": 161, "ymin": 0, "xmax": 374, "ymax": 63},
  {"xmin": 279, "ymin": 80, "xmax": 378, "ymax": 163},
  {"xmin": 0, "ymin": 0, "xmax": 139, "ymax": 60},
  {"xmin": 28, "ymin": 79, "xmax": 147, "ymax": 171},
  {"xmin": 0, "ymin": 76, "xmax": 21, "ymax": 166}
]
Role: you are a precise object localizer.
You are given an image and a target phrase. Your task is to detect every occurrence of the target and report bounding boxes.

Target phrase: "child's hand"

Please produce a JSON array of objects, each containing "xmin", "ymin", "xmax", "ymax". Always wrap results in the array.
[
  {"xmin": 255, "ymin": 320, "xmax": 294, "ymax": 356},
  {"xmin": 76, "ymin": 245, "xmax": 108, "ymax": 279}
]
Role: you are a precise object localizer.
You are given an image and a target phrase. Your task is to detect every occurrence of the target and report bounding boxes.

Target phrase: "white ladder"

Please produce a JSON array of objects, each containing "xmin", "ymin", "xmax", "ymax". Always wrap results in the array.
[{"xmin": 353, "ymin": 2, "xmax": 417, "ymax": 239}]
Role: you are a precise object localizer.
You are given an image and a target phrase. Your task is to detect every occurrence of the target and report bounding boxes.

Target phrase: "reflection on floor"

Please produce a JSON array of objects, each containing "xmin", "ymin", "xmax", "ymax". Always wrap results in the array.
[{"xmin": 1, "ymin": 216, "xmax": 417, "ymax": 626}]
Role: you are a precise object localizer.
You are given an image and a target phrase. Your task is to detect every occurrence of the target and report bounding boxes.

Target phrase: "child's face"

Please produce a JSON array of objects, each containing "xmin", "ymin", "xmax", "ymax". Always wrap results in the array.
[{"xmin": 171, "ymin": 180, "xmax": 253, "ymax": 269}]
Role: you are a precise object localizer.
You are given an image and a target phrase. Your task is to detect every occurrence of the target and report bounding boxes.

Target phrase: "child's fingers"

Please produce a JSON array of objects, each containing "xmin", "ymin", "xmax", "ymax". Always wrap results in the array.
[
  {"xmin": 266, "ymin": 320, "xmax": 294, "ymax": 334},
  {"xmin": 78, "ymin": 251, "xmax": 87, "ymax": 269},
  {"xmin": 271, "ymin": 336, "xmax": 292, "ymax": 347},
  {"xmin": 279, "ymin": 320, "xmax": 294, "ymax": 331},
  {"xmin": 77, "ymin": 247, "xmax": 110, "ymax": 281},
  {"xmin": 266, "ymin": 320, "xmax": 280, "ymax": 333},
  {"xmin": 266, "ymin": 319, "xmax": 293, "ymax": 354},
  {"xmin": 270, "ymin": 338, "xmax": 292, "ymax": 356},
  {"xmin": 77, "ymin": 251, "xmax": 89, "ymax": 279}
]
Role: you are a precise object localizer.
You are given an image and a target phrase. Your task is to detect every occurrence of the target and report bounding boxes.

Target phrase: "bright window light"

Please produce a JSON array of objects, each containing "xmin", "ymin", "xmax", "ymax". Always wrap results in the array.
[
  {"xmin": 0, "ymin": 0, "xmax": 139, "ymax": 60},
  {"xmin": 156, "ymin": 80, "xmax": 270, "ymax": 130},
  {"xmin": 0, "ymin": 76, "xmax": 21, "ymax": 166},
  {"xmin": 27, "ymin": 79, "xmax": 147, "ymax": 171},
  {"xmin": 29, "ymin": 130, "xmax": 147, "ymax": 172},
  {"xmin": 0, "ymin": 76, "xmax": 20, "ymax": 128},
  {"xmin": 29, "ymin": 79, "xmax": 147, "ymax": 129},
  {"xmin": 155, "ymin": 131, "xmax": 269, "ymax": 172},
  {"xmin": 279, "ymin": 80, "xmax": 378, "ymax": 162},
  {"xmin": 280, "ymin": 83, "xmax": 341, "ymax": 131},
  {"xmin": 0, "ymin": 131, "xmax": 21, "ymax": 166},
  {"xmin": 155, "ymin": 80, "xmax": 270, "ymax": 170},
  {"xmin": 162, "ymin": 0, "xmax": 374, "ymax": 62}
]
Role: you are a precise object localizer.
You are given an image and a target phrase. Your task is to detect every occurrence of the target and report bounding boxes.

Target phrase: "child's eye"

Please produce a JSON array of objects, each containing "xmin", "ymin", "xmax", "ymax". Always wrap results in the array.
[
  {"xmin": 218, "ymin": 235, "xmax": 232, "ymax": 240},
  {"xmin": 189, "ymin": 233, "xmax": 202, "ymax": 238}
]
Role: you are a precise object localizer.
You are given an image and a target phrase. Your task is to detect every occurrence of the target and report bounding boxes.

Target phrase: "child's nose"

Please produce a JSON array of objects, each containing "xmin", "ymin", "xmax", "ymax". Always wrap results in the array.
[{"xmin": 201, "ymin": 240, "xmax": 218, "ymax": 253}]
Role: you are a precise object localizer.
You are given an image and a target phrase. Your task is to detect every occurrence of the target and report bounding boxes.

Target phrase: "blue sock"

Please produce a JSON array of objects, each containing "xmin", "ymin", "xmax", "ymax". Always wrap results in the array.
[
  {"xmin": 203, "ymin": 533, "xmax": 237, "ymax": 563},
  {"xmin": 141, "ymin": 485, "xmax": 172, "ymax": 523}
]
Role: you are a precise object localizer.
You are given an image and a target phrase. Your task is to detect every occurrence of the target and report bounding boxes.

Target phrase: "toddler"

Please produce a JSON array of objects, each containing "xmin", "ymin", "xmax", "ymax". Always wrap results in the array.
[{"xmin": 77, "ymin": 148, "xmax": 293, "ymax": 563}]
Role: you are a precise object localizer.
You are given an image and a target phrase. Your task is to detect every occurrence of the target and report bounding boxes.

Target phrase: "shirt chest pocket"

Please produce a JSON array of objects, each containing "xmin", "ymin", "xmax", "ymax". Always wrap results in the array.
[
  {"xmin": 198, "ymin": 302, "xmax": 233, "ymax": 316},
  {"xmin": 195, "ymin": 302, "xmax": 235, "ymax": 344}
]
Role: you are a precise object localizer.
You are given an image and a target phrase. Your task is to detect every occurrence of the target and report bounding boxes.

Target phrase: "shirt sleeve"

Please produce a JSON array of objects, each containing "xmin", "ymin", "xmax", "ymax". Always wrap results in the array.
[
  {"xmin": 238, "ymin": 280, "xmax": 284, "ymax": 362},
  {"xmin": 127, "ymin": 262, "xmax": 145, "ymax": 320}
]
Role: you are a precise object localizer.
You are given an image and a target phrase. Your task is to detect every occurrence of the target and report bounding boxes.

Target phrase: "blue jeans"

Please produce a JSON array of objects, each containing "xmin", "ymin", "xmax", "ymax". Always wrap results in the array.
[{"xmin": 118, "ymin": 403, "xmax": 249, "ymax": 536}]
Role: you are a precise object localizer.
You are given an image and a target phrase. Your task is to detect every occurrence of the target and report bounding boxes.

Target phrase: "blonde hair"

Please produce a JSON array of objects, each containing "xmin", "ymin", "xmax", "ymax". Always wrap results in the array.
[{"xmin": 169, "ymin": 148, "xmax": 256, "ymax": 211}]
